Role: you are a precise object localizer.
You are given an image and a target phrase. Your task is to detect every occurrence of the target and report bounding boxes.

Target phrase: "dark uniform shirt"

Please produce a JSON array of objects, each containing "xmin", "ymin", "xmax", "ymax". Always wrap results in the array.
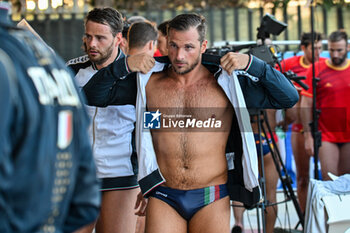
[{"xmin": 0, "ymin": 9, "xmax": 100, "ymax": 233}]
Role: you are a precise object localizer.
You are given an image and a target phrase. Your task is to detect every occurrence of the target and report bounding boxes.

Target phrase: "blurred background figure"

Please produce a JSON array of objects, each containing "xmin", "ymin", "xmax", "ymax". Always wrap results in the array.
[
  {"xmin": 120, "ymin": 15, "xmax": 147, "ymax": 54},
  {"xmin": 154, "ymin": 20, "xmax": 169, "ymax": 57},
  {"xmin": 0, "ymin": 2, "xmax": 100, "ymax": 232},
  {"xmin": 301, "ymin": 30, "xmax": 350, "ymax": 181},
  {"xmin": 279, "ymin": 32, "xmax": 324, "ymax": 215}
]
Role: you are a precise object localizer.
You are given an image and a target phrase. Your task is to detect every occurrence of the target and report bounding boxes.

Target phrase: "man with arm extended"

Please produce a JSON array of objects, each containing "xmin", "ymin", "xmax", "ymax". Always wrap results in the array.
[
  {"xmin": 301, "ymin": 30, "xmax": 350, "ymax": 181},
  {"xmin": 66, "ymin": 8, "xmax": 154, "ymax": 233},
  {"xmin": 83, "ymin": 13, "xmax": 298, "ymax": 233}
]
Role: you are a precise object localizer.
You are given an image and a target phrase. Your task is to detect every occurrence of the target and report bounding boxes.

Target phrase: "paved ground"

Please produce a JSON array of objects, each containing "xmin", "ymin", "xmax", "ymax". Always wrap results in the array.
[{"xmin": 230, "ymin": 190, "xmax": 303, "ymax": 233}]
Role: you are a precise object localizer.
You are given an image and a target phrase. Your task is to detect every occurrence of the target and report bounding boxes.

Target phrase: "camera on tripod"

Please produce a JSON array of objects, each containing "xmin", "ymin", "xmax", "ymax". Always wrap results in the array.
[
  {"xmin": 205, "ymin": 13, "xmax": 287, "ymax": 67},
  {"xmin": 249, "ymin": 13, "xmax": 287, "ymax": 66}
]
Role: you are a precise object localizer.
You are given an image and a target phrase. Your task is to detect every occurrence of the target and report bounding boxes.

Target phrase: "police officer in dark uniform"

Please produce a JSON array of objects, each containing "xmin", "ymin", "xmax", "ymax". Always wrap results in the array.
[{"xmin": 0, "ymin": 3, "xmax": 100, "ymax": 232}]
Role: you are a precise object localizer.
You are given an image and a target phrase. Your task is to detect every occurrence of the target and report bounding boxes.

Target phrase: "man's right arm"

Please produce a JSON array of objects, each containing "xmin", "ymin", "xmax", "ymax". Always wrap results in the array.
[
  {"xmin": 300, "ymin": 95, "xmax": 314, "ymax": 156},
  {"xmin": 300, "ymin": 65, "xmax": 317, "ymax": 156},
  {"xmin": 82, "ymin": 53, "xmax": 155, "ymax": 107}
]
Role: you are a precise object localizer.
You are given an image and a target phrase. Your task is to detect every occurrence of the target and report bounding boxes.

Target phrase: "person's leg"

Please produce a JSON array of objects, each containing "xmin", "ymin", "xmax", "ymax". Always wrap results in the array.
[
  {"xmin": 232, "ymin": 201, "xmax": 245, "ymax": 232},
  {"xmin": 95, "ymin": 188, "xmax": 140, "ymax": 233},
  {"xmin": 135, "ymin": 216, "xmax": 146, "ymax": 233},
  {"xmin": 318, "ymin": 141, "xmax": 340, "ymax": 180},
  {"xmin": 73, "ymin": 222, "xmax": 95, "ymax": 233},
  {"xmin": 338, "ymin": 142, "xmax": 350, "ymax": 175},
  {"xmin": 189, "ymin": 196, "xmax": 230, "ymax": 233},
  {"xmin": 291, "ymin": 131, "xmax": 310, "ymax": 213},
  {"xmin": 145, "ymin": 197, "xmax": 187, "ymax": 233},
  {"xmin": 262, "ymin": 152, "xmax": 278, "ymax": 233}
]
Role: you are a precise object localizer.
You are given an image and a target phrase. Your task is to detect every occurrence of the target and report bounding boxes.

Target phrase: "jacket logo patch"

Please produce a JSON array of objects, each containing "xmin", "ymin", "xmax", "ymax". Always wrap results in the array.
[{"xmin": 57, "ymin": 110, "xmax": 73, "ymax": 149}]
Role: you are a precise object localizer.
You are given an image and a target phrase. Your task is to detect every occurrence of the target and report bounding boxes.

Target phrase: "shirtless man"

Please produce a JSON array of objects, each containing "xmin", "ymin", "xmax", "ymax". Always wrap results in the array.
[
  {"xmin": 144, "ymin": 18, "xmax": 235, "ymax": 232},
  {"xmin": 83, "ymin": 13, "xmax": 298, "ymax": 233}
]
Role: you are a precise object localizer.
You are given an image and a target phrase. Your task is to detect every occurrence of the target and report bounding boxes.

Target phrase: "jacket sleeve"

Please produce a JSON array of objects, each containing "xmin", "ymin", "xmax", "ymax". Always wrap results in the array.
[
  {"xmin": 238, "ymin": 56, "xmax": 299, "ymax": 109},
  {"xmin": 0, "ymin": 62, "xmax": 12, "ymax": 184},
  {"xmin": 82, "ymin": 57, "xmax": 137, "ymax": 107},
  {"xmin": 63, "ymin": 109, "xmax": 101, "ymax": 233}
]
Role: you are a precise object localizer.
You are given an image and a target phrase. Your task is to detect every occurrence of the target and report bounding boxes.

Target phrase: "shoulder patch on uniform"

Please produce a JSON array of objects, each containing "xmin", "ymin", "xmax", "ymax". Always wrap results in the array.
[{"xmin": 66, "ymin": 55, "xmax": 90, "ymax": 66}]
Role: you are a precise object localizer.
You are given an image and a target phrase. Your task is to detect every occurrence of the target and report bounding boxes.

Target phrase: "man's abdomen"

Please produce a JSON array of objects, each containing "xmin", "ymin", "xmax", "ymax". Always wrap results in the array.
[{"xmin": 152, "ymin": 132, "xmax": 229, "ymax": 190}]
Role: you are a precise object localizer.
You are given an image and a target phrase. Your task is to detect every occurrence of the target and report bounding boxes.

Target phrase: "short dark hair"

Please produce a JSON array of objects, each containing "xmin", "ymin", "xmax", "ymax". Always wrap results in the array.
[
  {"xmin": 85, "ymin": 7, "xmax": 123, "ymax": 37},
  {"xmin": 168, "ymin": 13, "xmax": 206, "ymax": 43},
  {"xmin": 122, "ymin": 15, "xmax": 146, "ymax": 39},
  {"xmin": 300, "ymin": 32, "xmax": 323, "ymax": 47},
  {"xmin": 128, "ymin": 22, "xmax": 158, "ymax": 49},
  {"xmin": 329, "ymin": 30, "xmax": 348, "ymax": 45},
  {"xmin": 158, "ymin": 20, "xmax": 169, "ymax": 36},
  {"xmin": 122, "ymin": 21, "xmax": 131, "ymax": 39}
]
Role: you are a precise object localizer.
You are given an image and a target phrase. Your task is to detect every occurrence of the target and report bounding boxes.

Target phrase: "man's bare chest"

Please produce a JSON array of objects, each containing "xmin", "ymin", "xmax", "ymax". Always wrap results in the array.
[
  {"xmin": 146, "ymin": 81, "xmax": 229, "ymax": 109},
  {"xmin": 146, "ymin": 79, "xmax": 234, "ymax": 127}
]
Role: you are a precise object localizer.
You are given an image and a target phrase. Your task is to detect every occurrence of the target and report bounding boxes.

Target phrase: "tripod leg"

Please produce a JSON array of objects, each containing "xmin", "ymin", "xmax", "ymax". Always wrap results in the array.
[
  {"xmin": 260, "ymin": 152, "xmax": 279, "ymax": 233},
  {"xmin": 262, "ymin": 110, "xmax": 305, "ymax": 229},
  {"xmin": 256, "ymin": 113, "xmax": 267, "ymax": 233}
]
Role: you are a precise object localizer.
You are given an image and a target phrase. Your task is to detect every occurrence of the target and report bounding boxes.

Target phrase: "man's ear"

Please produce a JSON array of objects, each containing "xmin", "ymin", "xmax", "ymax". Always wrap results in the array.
[
  {"xmin": 148, "ymin": 40, "xmax": 155, "ymax": 52},
  {"xmin": 201, "ymin": 40, "xmax": 208, "ymax": 54},
  {"xmin": 114, "ymin": 32, "xmax": 122, "ymax": 47}
]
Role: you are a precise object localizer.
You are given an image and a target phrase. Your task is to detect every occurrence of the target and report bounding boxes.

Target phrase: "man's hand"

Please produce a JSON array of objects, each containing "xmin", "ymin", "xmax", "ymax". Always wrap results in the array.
[
  {"xmin": 127, "ymin": 53, "xmax": 155, "ymax": 74},
  {"xmin": 134, "ymin": 192, "xmax": 148, "ymax": 216},
  {"xmin": 220, "ymin": 52, "xmax": 250, "ymax": 75},
  {"xmin": 304, "ymin": 132, "xmax": 314, "ymax": 156}
]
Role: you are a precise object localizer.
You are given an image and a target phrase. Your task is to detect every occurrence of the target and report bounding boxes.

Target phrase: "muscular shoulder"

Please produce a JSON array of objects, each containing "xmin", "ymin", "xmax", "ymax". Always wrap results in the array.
[
  {"xmin": 151, "ymin": 70, "xmax": 167, "ymax": 80},
  {"xmin": 66, "ymin": 55, "xmax": 92, "ymax": 75},
  {"xmin": 148, "ymin": 70, "xmax": 169, "ymax": 87}
]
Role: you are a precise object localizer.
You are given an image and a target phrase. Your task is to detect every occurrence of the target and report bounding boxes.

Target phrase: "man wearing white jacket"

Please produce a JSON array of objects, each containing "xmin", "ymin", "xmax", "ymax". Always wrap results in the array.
[{"xmin": 83, "ymin": 13, "xmax": 298, "ymax": 233}]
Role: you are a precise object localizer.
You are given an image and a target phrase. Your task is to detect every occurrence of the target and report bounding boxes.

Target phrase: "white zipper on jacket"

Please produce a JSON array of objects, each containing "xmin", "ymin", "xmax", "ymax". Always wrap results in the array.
[{"xmin": 91, "ymin": 107, "xmax": 98, "ymax": 151}]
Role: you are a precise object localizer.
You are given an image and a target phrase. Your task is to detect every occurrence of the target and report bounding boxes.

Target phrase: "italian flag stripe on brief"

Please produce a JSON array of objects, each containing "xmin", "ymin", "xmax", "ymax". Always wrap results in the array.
[{"xmin": 204, "ymin": 185, "xmax": 221, "ymax": 205}]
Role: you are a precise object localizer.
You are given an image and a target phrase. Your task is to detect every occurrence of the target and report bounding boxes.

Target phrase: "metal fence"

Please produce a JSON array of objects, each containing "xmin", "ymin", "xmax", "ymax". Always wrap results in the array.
[{"xmin": 12, "ymin": 5, "xmax": 350, "ymax": 61}]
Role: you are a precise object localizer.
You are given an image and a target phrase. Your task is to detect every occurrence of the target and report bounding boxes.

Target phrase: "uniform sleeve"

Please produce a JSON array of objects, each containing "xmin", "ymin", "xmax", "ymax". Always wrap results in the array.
[
  {"xmin": 240, "ymin": 56, "xmax": 299, "ymax": 109},
  {"xmin": 0, "ymin": 61, "xmax": 14, "ymax": 230},
  {"xmin": 0, "ymin": 61, "xmax": 13, "ymax": 164},
  {"xmin": 63, "ymin": 110, "xmax": 100, "ymax": 233},
  {"xmin": 82, "ymin": 58, "xmax": 137, "ymax": 107}
]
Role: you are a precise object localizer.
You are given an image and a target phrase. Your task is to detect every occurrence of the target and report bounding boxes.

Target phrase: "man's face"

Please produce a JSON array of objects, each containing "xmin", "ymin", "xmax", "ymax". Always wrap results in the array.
[
  {"xmin": 302, "ymin": 41, "xmax": 322, "ymax": 64},
  {"xmin": 167, "ymin": 27, "xmax": 207, "ymax": 75},
  {"xmin": 328, "ymin": 39, "xmax": 348, "ymax": 66},
  {"xmin": 84, "ymin": 20, "xmax": 119, "ymax": 65}
]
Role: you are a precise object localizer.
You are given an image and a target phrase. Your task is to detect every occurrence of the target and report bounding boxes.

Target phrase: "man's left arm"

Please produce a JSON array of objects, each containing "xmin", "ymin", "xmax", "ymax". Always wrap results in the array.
[{"xmin": 221, "ymin": 52, "xmax": 299, "ymax": 109}]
